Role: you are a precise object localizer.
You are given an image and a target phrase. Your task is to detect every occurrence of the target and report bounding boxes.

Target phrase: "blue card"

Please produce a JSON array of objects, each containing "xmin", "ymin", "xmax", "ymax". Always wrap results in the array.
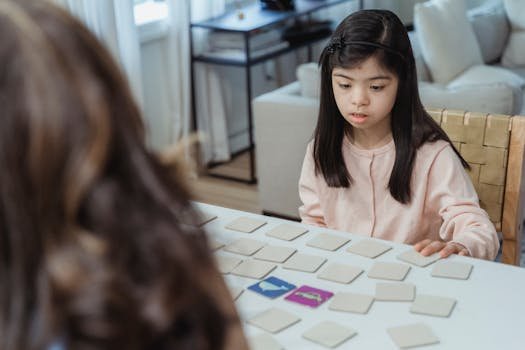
[{"xmin": 247, "ymin": 276, "xmax": 296, "ymax": 299}]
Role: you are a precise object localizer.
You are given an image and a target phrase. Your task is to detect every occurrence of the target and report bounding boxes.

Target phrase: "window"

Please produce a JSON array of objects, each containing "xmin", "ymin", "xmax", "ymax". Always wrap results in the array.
[
  {"xmin": 134, "ymin": 0, "xmax": 167, "ymax": 26},
  {"xmin": 133, "ymin": 0, "xmax": 257, "ymax": 26},
  {"xmin": 225, "ymin": 0, "xmax": 256, "ymax": 11}
]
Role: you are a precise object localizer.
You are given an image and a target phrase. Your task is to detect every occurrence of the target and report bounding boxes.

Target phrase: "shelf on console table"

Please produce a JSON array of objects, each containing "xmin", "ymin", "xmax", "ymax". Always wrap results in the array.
[{"xmin": 189, "ymin": 0, "xmax": 362, "ymax": 183}]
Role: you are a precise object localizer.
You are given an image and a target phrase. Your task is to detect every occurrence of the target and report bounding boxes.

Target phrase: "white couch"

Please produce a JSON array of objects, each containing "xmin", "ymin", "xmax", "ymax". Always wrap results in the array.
[
  {"xmin": 412, "ymin": 0, "xmax": 525, "ymax": 115},
  {"xmin": 295, "ymin": 0, "xmax": 525, "ymax": 116},
  {"xmin": 253, "ymin": 0, "xmax": 525, "ymax": 219}
]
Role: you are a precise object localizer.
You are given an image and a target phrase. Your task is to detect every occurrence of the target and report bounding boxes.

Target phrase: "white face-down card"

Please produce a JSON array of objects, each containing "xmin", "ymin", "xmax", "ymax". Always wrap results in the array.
[
  {"xmin": 282, "ymin": 253, "xmax": 327, "ymax": 273},
  {"xmin": 248, "ymin": 308, "xmax": 301, "ymax": 333},
  {"xmin": 307, "ymin": 233, "xmax": 350, "ymax": 251},
  {"xmin": 225, "ymin": 216, "xmax": 267, "ymax": 233},
  {"xmin": 410, "ymin": 294, "xmax": 457, "ymax": 317},
  {"xmin": 375, "ymin": 282, "xmax": 416, "ymax": 301},
  {"xmin": 387, "ymin": 322, "xmax": 439, "ymax": 348},
  {"xmin": 431, "ymin": 261, "xmax": 473, "ymax": 280},
  {"xmin": 230, "ymin": 259, "xmax": 277, "ymax": 279},
  {"xmin": 367, "ymin": 262, "xmax": 411, "ymax": 281},
  {"xmin": 253, "ymin": 245, "xmax": 297, "ymax": 263},
  {"xmin": 346, "ymin": 239, "xmax": 392, "ymax": 258},
  {"xmin": 302, "ymin": 321, "xmax": 357, "ymax": 348},
  {"xmin": 317, "ymin": 263, "xmax": 364, "ymax": 284},
  {"xmin": 266, "ymin": 224, "xmax": 308, "ymax": 241}
]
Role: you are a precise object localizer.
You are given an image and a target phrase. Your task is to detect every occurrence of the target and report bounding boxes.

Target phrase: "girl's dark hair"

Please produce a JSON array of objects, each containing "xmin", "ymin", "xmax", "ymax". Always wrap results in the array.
[
  {"xmin": 0, "ymin": 1, "xmax": 238, "ymax": 349},
  {"xmin": 314, "ymin": 9, "xmax": 468, "ymax": 203}
]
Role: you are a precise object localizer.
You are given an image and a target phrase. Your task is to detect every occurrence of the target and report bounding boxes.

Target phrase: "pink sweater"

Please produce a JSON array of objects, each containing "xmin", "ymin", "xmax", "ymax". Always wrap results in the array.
[{"xmin": 299, "ymin": 138, "xmax": 499, "ymax": 260}]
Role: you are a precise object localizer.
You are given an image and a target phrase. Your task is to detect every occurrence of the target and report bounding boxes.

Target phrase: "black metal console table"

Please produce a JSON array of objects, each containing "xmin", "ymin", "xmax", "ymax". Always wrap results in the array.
[{"xmin": 190, "ymin": 0, "xmax": 361, "ymax": 183}]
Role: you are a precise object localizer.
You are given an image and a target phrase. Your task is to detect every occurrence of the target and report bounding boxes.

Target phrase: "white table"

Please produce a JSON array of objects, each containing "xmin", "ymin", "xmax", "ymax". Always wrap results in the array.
[{"xmin": 195, "ymin": 202, "xmax": 525, "ymax": 349}]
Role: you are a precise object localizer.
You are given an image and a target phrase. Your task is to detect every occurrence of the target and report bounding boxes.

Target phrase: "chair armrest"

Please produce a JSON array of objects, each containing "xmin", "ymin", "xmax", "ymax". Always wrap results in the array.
[{"xmin": 253, "ymin": 82, "xmax": 319, "ymax": 219}]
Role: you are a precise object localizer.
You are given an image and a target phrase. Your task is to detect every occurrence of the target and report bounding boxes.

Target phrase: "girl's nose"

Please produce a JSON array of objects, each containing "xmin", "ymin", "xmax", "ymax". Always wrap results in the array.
[{"xmin": 351, "ymin": 88, "xmax": 369, "ymax": 107}]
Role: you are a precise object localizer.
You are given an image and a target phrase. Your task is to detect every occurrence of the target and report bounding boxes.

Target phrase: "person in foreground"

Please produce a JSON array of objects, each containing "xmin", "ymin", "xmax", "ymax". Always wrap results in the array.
[
  {"xmin": 298, "ymin": 9, "xmax": 499, "ymax": 260},
  {"xmin": 0, "ymin": 1, "xmax": 248, "ymax": 349}
]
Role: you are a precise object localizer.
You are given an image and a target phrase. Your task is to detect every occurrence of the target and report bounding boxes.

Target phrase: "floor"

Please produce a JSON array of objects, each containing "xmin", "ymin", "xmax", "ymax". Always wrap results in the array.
[
  {"xmin": 189, "ymin": 153, "xmax": 525, "ymax": 267},
  {"xmin": 188, "ymin": 151, "xmax": 261, "ymax": 214}
]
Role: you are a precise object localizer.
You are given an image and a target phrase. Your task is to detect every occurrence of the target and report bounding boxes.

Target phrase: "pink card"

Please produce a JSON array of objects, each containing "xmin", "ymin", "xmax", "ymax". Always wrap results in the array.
[{"xmin": 285, "ymin": 285, "xmax": 333, "ymax": 308}]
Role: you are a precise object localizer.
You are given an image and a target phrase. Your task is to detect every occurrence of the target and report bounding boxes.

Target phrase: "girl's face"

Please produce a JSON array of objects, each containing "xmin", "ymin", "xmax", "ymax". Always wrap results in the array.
[{"xmin": 331, "ymin": 55, "xmax": 398, "ymax": 140}]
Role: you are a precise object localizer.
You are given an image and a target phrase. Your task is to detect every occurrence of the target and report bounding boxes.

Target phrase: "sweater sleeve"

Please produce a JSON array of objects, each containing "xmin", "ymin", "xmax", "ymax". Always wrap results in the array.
[
  {"xmin": 426, "ymin": 145, "xmax": 500, "ymax": 260},
  {"xmin": 298, "ymin": 142, "xmax": 326, "ymax": 227}
]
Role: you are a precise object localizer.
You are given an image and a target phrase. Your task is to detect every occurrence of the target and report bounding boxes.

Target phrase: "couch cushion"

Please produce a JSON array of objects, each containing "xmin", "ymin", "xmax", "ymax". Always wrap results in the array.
[
  {"xmin": 502, "ymin": 0, "xmax": 525, "ymax": 67},
  {"xmin": 414, "ymin": 0, "xmax": 483, "ymax": 84},
  {"xmin": 408, "ymin": 31, "xmax": 431, "ymax": 82},
  {"xmin": 448, "ymin": 64, "xmax": 525, "ymax": 89},
  {"xmin": 419, "ymin": 81, "xmax": 521, "ymax": 115},
  {"xmin": 468, "ymin": 1, "xmax": 509, "ymax": 63},
  {"xmin": 296, "ymin": 62, "xmax": 320, "ymax": 99},
  {"xmin": 448, "ymin": 65, "xmax": 525, "ymax": 114},
  {"xmin": 506, "ymin": 67, "xmax": 525, "ymax": 80}
]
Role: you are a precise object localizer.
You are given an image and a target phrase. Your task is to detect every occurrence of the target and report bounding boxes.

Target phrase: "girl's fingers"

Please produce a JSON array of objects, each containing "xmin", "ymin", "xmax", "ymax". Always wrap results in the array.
[
  {"xmin": 439, "ymin": 243, "xmax": 458, "ymax": 258},
  {"xmin": 413, "ymin": 239, "xmax": 432, "ymax": 251},
  {"xmin": 415, "ymin": 241, "xmax": 471, "ymax": 257},
  {"xmin": 458, "ymin": 248, "xmax": 470, "ymax": 256},
  {"xmin": 440, "ymin": 243, "xmax": 471, "ymax": 258},
  {"xmin": 420, "ymin": 241, "xmax": 446, "ymax": 256}
]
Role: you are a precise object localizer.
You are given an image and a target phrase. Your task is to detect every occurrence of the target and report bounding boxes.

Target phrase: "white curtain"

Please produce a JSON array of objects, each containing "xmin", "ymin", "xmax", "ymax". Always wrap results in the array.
[
  {"xmin": 171, "ymin": 0, "xmax": 230, "ymax": 163},
  {"xmin": 55, "ymin": 0, "xmax": 230, "ymax": 163},
  {"xmin": 54, "ymin": 0, "xmax": 143, "ymax": 106},
  {"xmin": 163, "ymin": 0, "xmax": 191, "ymax": 157}
]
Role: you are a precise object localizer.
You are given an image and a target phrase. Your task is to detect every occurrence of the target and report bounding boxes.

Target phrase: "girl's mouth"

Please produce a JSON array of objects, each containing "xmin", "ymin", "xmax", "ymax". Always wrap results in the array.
[{"xmin": 350, "ymin": 113, "xmax": 368, "ymax": 123}]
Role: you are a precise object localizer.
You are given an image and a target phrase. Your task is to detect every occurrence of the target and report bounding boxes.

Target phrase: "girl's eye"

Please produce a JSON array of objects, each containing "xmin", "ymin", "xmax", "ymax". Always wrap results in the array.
[
  {"xmin": 338, "ymin": 83, "xmax": 351, "ymax": 89},
  {"xmin": 371, "ymin": 85, "xmax": 385, "ymax": 91}
]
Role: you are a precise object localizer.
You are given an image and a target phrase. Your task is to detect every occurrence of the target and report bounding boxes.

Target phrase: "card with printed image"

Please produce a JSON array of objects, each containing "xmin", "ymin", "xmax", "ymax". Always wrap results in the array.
[
  {"xmin": 285, "ymin": 285, "xmax": 333, "ymax": 308},
  {"xmin": 248, "ymin": 276, "xmax": 296, "ymax": 299}
]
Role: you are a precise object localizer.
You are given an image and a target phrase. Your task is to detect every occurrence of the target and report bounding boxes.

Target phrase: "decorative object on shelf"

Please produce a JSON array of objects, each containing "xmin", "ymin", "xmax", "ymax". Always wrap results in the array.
[
  {"xmin": 234, "ymin": 0, "xmax": 245, "ymax": 20},
  {"xmin": 260, "ymin": 0, "xmax": 295, "ymax": 11}
]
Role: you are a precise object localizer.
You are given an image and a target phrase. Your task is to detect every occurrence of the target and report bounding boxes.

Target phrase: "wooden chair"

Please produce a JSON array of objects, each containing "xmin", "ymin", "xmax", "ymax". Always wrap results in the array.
[{"xmin": 427, "ymin": 109, "xmax": 525, "ymax": 265}]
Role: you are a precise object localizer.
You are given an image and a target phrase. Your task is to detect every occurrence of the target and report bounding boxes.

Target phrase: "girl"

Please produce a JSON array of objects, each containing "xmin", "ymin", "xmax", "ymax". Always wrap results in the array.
[
  {"xmin": 299, "ymin": 9, "xmax": 499, "ymax": 260},
  {"xmin": 0, "ymin": 1, "xmax": 248, "ymax": 349}
]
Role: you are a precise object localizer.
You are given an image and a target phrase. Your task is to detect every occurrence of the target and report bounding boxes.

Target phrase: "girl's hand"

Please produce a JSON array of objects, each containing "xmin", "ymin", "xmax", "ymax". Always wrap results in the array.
[{"xmin": 413, "ymin": 239, "xmax": 470, "ymax": 258}]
